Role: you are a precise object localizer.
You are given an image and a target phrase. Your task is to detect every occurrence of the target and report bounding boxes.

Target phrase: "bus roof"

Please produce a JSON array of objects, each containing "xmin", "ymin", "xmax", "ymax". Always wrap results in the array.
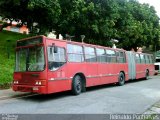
[
  {"xmin": 18, "ymin": 35, "xmax": 125, "ymax": 51},
  {"xmin": 45, "ymin": 36, "xmax": 126, "ymax": 52},
  {"xmin": 17, "ymin": 35, "xmax": 153, "ymax": 55}
]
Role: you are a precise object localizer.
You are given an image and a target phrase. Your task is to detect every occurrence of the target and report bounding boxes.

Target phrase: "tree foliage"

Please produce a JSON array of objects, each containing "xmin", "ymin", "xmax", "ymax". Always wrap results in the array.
[
  {"xmin": 0, "ymin": 0, "xmax": 61, "ymax": 34},
  {"xmin": 0, "ymin": 0, "xmax": 159, "ymax": 50}
]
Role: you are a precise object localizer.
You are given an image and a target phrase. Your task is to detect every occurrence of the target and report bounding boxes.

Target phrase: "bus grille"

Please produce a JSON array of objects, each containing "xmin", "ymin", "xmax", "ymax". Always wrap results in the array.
[{"xmin": 18, "ymin": 86, "xmax": 32, "ymax": 92}]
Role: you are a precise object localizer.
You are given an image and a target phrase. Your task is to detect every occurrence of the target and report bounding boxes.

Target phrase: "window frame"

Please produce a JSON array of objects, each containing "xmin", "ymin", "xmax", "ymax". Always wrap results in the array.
[
  {"xmin": 96, "ymin": 48, "xmax": 107, "ymax": 63},
  {"xmin": 47, "ymin": 46, "xmax": 67, "ymax": 71},
  {"xmin": 106, "ymin": 49, "xmax": 117, "ymax": 63},
  {"xmin": 15, "ymin": 46, "xmax": 46, "ymax": 72},
  {"xmin": 135, "ymin": 53, "xmax": 141, "ymax": 64},
  {"xmin": 84, "ymin": 46, "xmax": 97, "ymax": 62},
  {"xmin": 140, "ymin": 54, "xmax": 145, "ymax": 64},
  {"xmin": 67, "ymin": 44, "xmax": 85, "ymax": 62},
  {"xmin": 116, "ymin": 51, "xmax": 126, "ymax": 63}
]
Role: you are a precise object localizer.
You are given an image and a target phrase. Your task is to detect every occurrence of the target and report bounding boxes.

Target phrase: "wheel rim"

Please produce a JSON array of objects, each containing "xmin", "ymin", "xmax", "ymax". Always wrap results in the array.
[
  {"xmin": 120, "ymin": 75, "xmax": 124, "ymax": 83},
  {"xmin": 76, "ymin": 77, "xmax": 81, "ymax": 92}
]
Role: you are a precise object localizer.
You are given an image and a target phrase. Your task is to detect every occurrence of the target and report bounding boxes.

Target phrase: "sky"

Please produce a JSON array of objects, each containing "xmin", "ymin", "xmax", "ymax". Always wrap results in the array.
[{"xmin": 138, "ymin": 0, "xmax": 160, "ymax": 17}]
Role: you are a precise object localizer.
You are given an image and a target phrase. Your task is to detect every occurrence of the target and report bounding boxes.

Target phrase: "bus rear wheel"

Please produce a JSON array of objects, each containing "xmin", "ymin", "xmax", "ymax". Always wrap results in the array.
[
  {"xmin": 118, "ymin": 72, "xmax": 125, "ymax": 86},
  {"xmin": 145, "ymin": 70, "xmax": 149, "ymax": 80},
  {"xmin": 72, "ymin": 75, "xmax": 82, "ymax": 95}
]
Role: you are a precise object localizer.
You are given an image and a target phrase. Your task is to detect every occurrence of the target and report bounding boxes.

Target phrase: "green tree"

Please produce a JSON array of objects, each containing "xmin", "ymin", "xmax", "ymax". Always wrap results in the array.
[
  {"xmin": 113, "ymin": 0, "xmax": 160, "ymax": 50},
  {"xmin": 0, "ymin": 0, "xmax": 61, "ymax": 34},
  {"xmin": 0, "ymin": 0, "xmax": 159, "ymax": 50}
]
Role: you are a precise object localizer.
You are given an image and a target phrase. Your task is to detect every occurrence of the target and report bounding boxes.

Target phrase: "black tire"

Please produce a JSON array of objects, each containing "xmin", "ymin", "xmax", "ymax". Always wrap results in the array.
[
  {"xmin": 72, "ymin": 75, "xmax": 82, "ymax": 95},
  {"xmin": 118, "ymin": 72, "xmax": 125, "ymax": 86},
  {"xmin": 145, "ymin": 70, "xmax": 149, "ymax": 80}
]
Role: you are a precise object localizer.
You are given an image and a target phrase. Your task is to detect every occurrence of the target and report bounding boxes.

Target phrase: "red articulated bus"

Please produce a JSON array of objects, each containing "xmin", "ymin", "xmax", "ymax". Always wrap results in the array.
[{"xmin": 12, "ymin": 36, "xmax": 155, "ymax": 95}]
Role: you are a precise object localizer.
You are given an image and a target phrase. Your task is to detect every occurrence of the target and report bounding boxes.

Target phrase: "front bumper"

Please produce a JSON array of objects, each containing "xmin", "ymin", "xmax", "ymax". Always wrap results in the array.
[{"xmin": 12, "ymin": 84, "xmax": 47, "ymax": 94}]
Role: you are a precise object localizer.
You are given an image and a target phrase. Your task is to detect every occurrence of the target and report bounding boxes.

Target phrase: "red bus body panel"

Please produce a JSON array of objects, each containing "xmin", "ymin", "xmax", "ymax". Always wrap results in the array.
[
  {"xmin": 13, "ymin": 71, "xmax": 48, "ymax": 94},
  {"xmin": 12, "ymin": 36, "xmax": 155, "ymax": 94},
  {"xmin": 135, "ymin": 64, "xmax": 155, "ymax": 79}
]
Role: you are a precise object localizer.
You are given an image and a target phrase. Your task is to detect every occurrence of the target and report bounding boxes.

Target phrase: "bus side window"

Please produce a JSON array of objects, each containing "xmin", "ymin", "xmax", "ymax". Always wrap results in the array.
[
  {"xmin": 140, "ymin": 54, "xmax": 145, "ymax": 64},
  {"xmin": 135, "ymin": 54, "xmax": 141, "ymax": 63},
  {"xmin": 120, "ymin": 52, "xmax": 126, "ymax": 63},
  {"xmin": 117, "ymin": 51, "xmax": 126, "ymax": 63},
  {"xmin": 67, "ymin": 44, "xmax": 84, "ymax": 62},
  {"xmin": 150, "ymin": 55, "xmax": 154, "ymax": 63},
  {"xmin": 147, "ymin": 55, "xmax": 150, "ymax": 63},
  {"xmin": 148, "ymin": 55, "xmax": 151, "ymax": 64},
  {"xmin": 48, "ymin": 46, "xmax": 66, "ymax": 71},
  {"xmin": 116, "ymin": 51, "xmax": 120, "ymax": 63},
  {"xmin": 147, "ymin": 55, "xmax": 151, "ymax": 64},
  {"xmin": 96, "ymin": 48, "xmax": 106, "ymax": 62},
  {"xmin": 106, "ymin": 50, "xmax": 116, "ymax": 63},
  {"xmin": 145, "ymin": 55, "xmax": 148, "ymax": 64},
  {"xmin": 84, "ymin": 47, "xmax": 96, "ymax": 62}
]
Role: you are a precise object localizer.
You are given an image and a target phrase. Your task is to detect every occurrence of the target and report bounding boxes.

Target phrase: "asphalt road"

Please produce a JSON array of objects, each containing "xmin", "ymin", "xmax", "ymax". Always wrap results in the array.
[{"xmin": 0, "ymin": 76, "xmax": 160, "ymax": 114}]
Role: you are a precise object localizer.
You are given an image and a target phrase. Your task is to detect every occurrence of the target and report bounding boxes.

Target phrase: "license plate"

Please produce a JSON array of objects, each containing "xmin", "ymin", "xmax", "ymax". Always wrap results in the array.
[{"xmin": 33, "ymin": 87, "xmax": 38, "ymax": 91}]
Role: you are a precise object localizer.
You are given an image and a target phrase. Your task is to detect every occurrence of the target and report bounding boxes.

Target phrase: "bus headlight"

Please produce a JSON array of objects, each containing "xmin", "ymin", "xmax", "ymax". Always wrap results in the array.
[
  {"xmin": 35, "ymin": 81, "xmax": 39, "ymax": 85},
  {"xmin": 35, "ymin": 81, "xmax": 42, "ymax": 85},
  {"xmin": 14, "ymin": 81, "xmax": 19, "ymax": 84},
  {"xmin": 38, "ymin": 82, "xmax": 42, "ymax": 85}
]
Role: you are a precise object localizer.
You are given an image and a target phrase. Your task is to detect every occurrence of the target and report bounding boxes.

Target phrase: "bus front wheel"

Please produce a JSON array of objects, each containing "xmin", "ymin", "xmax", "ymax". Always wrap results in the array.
[
  {"xmin": 72, "ymin": 75, "xmax": 82, "ymax": 95},
  {"xmin": 118, "ymin": 72, "xmax": 125, "ymax": 86}
]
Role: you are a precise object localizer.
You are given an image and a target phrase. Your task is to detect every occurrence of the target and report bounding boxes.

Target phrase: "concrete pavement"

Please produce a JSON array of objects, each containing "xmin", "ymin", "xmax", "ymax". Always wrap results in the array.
[
  {"xmin": 0, "ymin": 88, "xmax": 32, "ymax": 100},
  {"xmin": 0, "ymin": 76, "xmax": 160, "ymax": 114}
]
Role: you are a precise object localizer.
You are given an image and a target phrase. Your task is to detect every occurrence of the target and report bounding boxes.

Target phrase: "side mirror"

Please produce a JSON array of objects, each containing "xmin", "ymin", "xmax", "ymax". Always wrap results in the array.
[
  {"xmin": 50, "ymin": 47, "xmax": 52, "ymax": 54},
  {"xmin": 54, "ymin": 46, "xmax": 58, "ymax": 53}
]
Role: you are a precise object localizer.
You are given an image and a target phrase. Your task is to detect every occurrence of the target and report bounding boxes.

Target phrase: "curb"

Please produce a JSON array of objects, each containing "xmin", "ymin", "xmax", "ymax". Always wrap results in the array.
[{"xmin": 144, "ymin": 101, "xmax": 160, "ymax": 114}]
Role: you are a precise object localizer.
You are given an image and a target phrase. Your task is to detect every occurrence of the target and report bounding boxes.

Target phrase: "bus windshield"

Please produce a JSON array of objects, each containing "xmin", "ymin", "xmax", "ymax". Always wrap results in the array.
[{"xmin": 15, "ymin": 46, "xmax": 45, "ymax": 72}]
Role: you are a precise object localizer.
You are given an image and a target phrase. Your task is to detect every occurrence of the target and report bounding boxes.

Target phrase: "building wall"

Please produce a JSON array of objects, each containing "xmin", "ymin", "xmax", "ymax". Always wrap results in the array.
[{"xmin": 3, "ymin": 24, "xmax": 29, "ymax": 34}]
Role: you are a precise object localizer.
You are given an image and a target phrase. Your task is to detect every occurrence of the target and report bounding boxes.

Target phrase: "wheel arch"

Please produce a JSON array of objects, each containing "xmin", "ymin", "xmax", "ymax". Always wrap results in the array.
[
  {"xmin": 145, "ymin": 69, "xmax": 150, "ymax": 80},
  {"xmin": 120, "ymin": 71, "xmax": 126, "ymax": 79}
]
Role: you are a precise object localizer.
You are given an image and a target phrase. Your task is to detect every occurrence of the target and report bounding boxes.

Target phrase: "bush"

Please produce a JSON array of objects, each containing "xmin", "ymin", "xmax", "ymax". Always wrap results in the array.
[
  {"xmin": 0, "ymin": 30, "xmax": 28, "ymax": 89},
  {"xmin": 0, "ymin": 54, "xmax": 14, "ymax": 84}
]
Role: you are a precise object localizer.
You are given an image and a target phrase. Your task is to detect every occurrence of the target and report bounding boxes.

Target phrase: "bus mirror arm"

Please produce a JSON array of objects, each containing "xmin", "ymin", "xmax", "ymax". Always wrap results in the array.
[
  {"xmin": 54, "ymin": 46, "xmax": 58, "ymax": 53},
  {"xmin": 51, "ymin": 43, "xmax": 58, "ymax": 53}
]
